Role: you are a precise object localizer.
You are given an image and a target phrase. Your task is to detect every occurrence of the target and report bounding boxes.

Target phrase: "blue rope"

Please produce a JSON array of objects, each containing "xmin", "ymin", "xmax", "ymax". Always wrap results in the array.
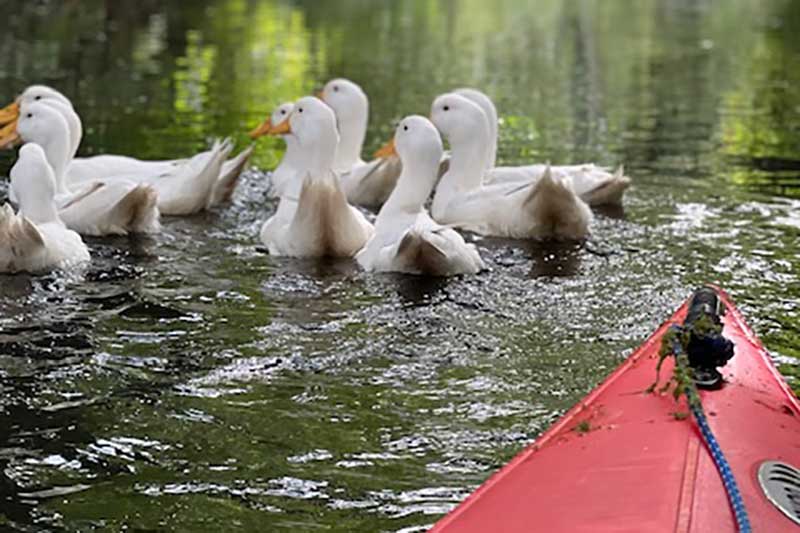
[{"xmin": 670, "ymin": 330, "xmax": 752, "ymax": 532}]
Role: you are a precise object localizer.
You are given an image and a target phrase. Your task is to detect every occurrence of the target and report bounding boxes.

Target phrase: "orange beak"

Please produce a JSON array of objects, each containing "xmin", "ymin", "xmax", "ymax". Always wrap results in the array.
[
  {"xmin": 315, "ymin": 89, "xmax": 325, "ymax": 100},
  {"xmin": 249, "ymin": 118, "xmax": 273, "ymax": 139},
  {"xmin": 0, "ymin": 101, "xmax": 19, "ymax": 125},
  {"xmin": 0, "ymin": 119, "xmax": 20, "ymax": 149},
  {"xmin": 373, "ymin": 137, "xmax": 397, "ymax": 159},
  {"xmin": 249, "ymin": 115, "xmax": 292, "ymax": 138},
  {"xmin": 269, "ymin": 117, "xmax": 291, "ymax": 135}
]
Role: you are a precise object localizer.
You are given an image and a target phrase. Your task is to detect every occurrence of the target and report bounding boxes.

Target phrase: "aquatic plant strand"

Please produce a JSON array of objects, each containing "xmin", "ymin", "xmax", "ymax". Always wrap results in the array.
[{"xmin": 663, "ymin": 327, "xmax": 752, "ymax": 533}]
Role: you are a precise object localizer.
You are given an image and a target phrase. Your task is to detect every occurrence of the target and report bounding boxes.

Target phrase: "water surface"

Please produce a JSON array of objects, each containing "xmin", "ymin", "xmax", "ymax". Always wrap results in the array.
[{"xmin": 0, "ymin": 1, "xmax": 798, "ymax": 531}]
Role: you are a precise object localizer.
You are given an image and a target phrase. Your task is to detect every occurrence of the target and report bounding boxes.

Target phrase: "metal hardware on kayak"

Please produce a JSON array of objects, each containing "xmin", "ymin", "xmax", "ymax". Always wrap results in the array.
[
  {"xmin": 667, "ymin": 328, "xmax": 752, "ymax": 532},
  {"xmin": 682, "ymin": 286, "xmax": 735, "ymax": 389},
  {"xmin": 665, "ymin": 287, "xmax": 751, "ymax": 532},
  {"xmin": 757, "ymin": 461, "xmax": 800, "ymax": 526}
]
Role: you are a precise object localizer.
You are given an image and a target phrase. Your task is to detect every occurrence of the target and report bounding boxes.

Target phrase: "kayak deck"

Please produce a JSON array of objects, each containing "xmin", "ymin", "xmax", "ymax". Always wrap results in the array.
[{"xmin": 430, "ymin": 289, "xmax": 800, "ymax": 532}]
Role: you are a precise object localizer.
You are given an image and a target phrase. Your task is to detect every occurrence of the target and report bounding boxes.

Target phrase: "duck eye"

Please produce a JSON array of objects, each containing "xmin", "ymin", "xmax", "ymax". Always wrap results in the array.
[
  {"xmin": 333, "ymin": 86, "xmax": 339, "ymax": 92},
  {"xmin": 281, "ymin": 110, "xmax": 286, "ymax": 115},
  {"xmin": 298, "ymin": 108, "xmax": 303, "ymax": 113},
  {"xmin": 403, "ymin": 125, "xmax": 408, "ymax": 131},
  {"xmin": 443, "ymin": 105, "xmax": 450, "ymax": 111},
  {"xmin": 34, "ymin": 95, "xmax": 41, "ymax": 100},
  {"xmin": 26, "ymin": 113, "xmax": 32, "ymax": 118}
]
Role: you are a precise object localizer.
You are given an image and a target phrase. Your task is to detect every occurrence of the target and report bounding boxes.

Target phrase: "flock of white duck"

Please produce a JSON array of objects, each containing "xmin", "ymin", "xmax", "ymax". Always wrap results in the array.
[{"xmin": 0, "ymin": 79, "xmax": 630, "ymax": 277}]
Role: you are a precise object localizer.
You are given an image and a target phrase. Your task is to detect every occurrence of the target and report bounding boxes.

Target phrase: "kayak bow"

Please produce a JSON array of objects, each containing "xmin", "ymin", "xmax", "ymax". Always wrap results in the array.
[{"xmin": 430, "ymin": 288, "xmax": 800, "ymax": 532}]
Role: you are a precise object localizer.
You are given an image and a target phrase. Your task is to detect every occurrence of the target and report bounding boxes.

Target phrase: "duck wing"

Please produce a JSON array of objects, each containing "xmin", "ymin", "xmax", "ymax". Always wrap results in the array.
[
  {"xmin": 363, "ymin": 213, "xmax": 482, "ymax": 276},
  {"xmin": 67, "ymin": 155, "xmax": 182, "ymax": 185},
  {"xmin": 402, "ymin": 214, "xmax": 484, "ymax": 275},
  {"xmin": 486, "ymin": 164, "xmax": 630, "ymax": 207},
  {"xmin": 58, "ymin": 181, "xmax": 160, "ymax": 236},
  {"xmin": 0, "ymin": 203, "xmax": 46, "ymax": 272},
  {"xmin": 67, "ymin": 140, "xmax": 252, "ymax": 211},
  {"xmin": 341, "ymin": 157, "xmax": 402, "ymax": 207},
  {"xmin": 521, "ymin": 168, "xmax": 592, "ymax": 240}
]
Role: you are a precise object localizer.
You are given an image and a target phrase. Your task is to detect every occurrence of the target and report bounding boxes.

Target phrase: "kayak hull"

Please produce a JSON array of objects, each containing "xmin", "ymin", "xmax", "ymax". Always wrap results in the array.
[{"xmin": 430, "ymin": 289, "xmax": 800, "ymax": 532}]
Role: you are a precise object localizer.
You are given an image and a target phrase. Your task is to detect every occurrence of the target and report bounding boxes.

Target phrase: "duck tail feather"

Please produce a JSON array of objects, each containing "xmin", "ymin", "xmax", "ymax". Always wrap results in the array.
[
  {"xmin": 583, "ymin": 165, "xmax": 631, "ymax": 207},
  {"xmin": 0, "ymin": 203, "xmax": 44, "ymax": 252},
  {"xmin": 113, "ymin": 185, "xmax": 161, "ymax": 234},
  {"xmin": 524, "ymin": 165, "xmax": 592, "ymax": 240},
  {"xmin": 198, "ymin": 143, "xmax": 229, "ymax": 210},
  {"xmin": 396, "ymin": 226, "xmax": 450, "ymax": 275},
  {"xmin": 213, "ymin": 144, "xmax": 254, "ymax": 206}
]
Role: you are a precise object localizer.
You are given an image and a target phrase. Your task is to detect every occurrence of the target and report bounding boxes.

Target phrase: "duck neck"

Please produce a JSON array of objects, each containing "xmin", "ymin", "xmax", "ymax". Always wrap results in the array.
[
  {"xmin": 65, "ymin": 108, "xmax": 82, "ymax": 159},
  {"xmin": 301, "ymin": 131, "xmax": 338, "ymax": 183},
  {"xmin": 43, "ymin": 100, "xmax": 82, "ymax": 160},
  {"xmin": 333, "ymin": 107, "xmax": 367, "ymax": 172},
  {"xmin": 276, "ymin": 135, "xmax": 301, "ymax": 174},
  {"xmin": 432, "ymin": 126, "xmax": 490, "ymax": 219},
  {"xmin": 38, "ymin": 134, "xmax": 72, "ymax": 196},
  {"xmin": 20, "ymin": 193, "xmax": 60, "ymax": 225},
  {"xmin": 378, "ymin": 155, "xmax": 437, "ymax": 219},
  {"xmin": 441, "ymin": 128, "xmax": 489, "ymax": 192},
  {"xmin": 487, "ymin": 127, "xmax": 497, "ymax": 170}
]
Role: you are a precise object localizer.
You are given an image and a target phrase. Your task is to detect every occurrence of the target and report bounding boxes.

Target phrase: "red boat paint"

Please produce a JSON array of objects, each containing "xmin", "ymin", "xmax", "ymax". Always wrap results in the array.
[{"xmin": 430, "ymin": 289, "xmax": 800, "ymax": 532}]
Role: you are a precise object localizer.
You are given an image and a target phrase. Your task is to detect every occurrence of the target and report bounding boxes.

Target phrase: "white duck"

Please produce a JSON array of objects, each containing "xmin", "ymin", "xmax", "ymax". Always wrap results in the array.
[
  {"xmin": 317, "ymin": 78, "xmax": 402, "ymax": 207},
  {"xmin": 4, "ymin": 101, "xmax": 160, "ymax": 236},
  {"xmin": 452, "ymin": 87, "xmax": 630, "ymax": 207},
  {"xmin": 0, "ymin": 144, "xmax": 89, "ymax": 273},
  {"xmin": 1, "ymin": 85, "xmax": 253, "ymax": 213},
  {"xmin": 259, "ymin": 96, "xmax": 374, "ymax": 257},
  {"xmin": 430, "ymin": 93, "xmax": 592, "ymax": 240},
  {"xmin": 12, "ymin": 96, "xmax": 226, "ymax": 217},
  {"xmin": 249, "ymin": 102, "xmax": 301, "ymax": 198},
  {"xmin": 357, "ymin": 116, "xmax": 484, "ymax": 276}
]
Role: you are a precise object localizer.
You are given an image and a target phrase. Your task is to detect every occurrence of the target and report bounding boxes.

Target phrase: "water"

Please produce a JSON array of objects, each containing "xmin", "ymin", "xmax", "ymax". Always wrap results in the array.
[{"xmin": 0, "ymin": 0, "xmax": 798, "ymax": 531}]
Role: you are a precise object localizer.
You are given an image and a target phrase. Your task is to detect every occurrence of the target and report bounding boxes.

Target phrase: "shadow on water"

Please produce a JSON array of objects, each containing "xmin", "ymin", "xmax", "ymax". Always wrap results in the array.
[
  {"xmin": 593, "ymin": 204, "xmax": 626, "ymax": 221},
  {"xmin": 526, "ymin": 241, "xmax": 584, "ymax": 279},
  {"xmin": 390, "ymin": 274, "xmax": 451, "ymax": 305},
  {"xmin": 477, "ymin": 236, "xmax": 584, "ymax": 278},
  {"xmin": 259, "ymin": 253, "xmax": 363, "ymax": 280}
]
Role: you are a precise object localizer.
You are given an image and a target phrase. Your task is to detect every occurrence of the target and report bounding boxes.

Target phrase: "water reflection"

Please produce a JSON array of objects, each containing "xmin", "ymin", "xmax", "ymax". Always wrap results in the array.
[{"xmin": 0, "ymin": 0, "xmax": 799, "ymax": 532}]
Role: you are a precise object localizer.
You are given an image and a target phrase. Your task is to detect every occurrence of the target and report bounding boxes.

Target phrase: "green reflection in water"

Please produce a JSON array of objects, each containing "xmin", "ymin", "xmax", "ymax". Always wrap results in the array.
[{"xmin": 719, "ymin": 0, "xmax": 800, "ymax": 197}]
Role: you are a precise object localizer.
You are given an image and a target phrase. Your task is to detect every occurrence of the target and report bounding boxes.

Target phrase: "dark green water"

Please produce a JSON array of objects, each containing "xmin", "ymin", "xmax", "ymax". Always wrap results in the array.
[{"xmin": 0, "ymin": 1, "xmax": 798, "ymax": 531}]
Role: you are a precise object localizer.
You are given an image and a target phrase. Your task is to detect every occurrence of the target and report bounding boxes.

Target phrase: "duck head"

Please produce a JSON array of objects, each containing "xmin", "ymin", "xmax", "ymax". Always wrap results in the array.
[
  {"xmin": 18, "ymin": 85, "xmax": 73, "ymax": 108},
  {"xmin": 429, "ymin": 93, "xmax": 492, "ymax": 192},
  {"xmin": 0, "ymin": 85, "xmax": 75, "ymax": 150},
  {"xmin": 250, "ymin": 102, "xmax": 301, "ymax": 195},
  {"xmin": 270, "ymin": 96, "xmax": 339, "ymax": 177},
  {"xmin": 14, "ymin": 101, "xmax": 74, "ymax": 193},
  {"xmin": 430, "ymin": 93, "xmax": 491, "ymax": 147},
  {"xmin": 319, "ymin": 78, "xmax": 367, "ymax": 124},
  {"xmin": 379, "ymin": 115, "xmax": 442, "ymax": 179},
  {"xmin": 318, "ymin": 78, "xmax": 368, "ymax": 169},
  {"xmin": 249, "ymin": 102, "xmax": 294, "ymax": 139},
  {"xmin": 20, "ymin": 86, "xmax": 80, "ymax": 157},
  {"xmin": 376, "ymin": 115, "xmax": 443, "ymax": 213}
]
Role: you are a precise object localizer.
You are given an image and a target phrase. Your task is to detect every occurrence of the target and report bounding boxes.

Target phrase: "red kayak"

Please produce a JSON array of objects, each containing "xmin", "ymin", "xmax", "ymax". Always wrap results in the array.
[{"xmin": 430, "ymin": 288, "xmax": 800, "ymax": 532}]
